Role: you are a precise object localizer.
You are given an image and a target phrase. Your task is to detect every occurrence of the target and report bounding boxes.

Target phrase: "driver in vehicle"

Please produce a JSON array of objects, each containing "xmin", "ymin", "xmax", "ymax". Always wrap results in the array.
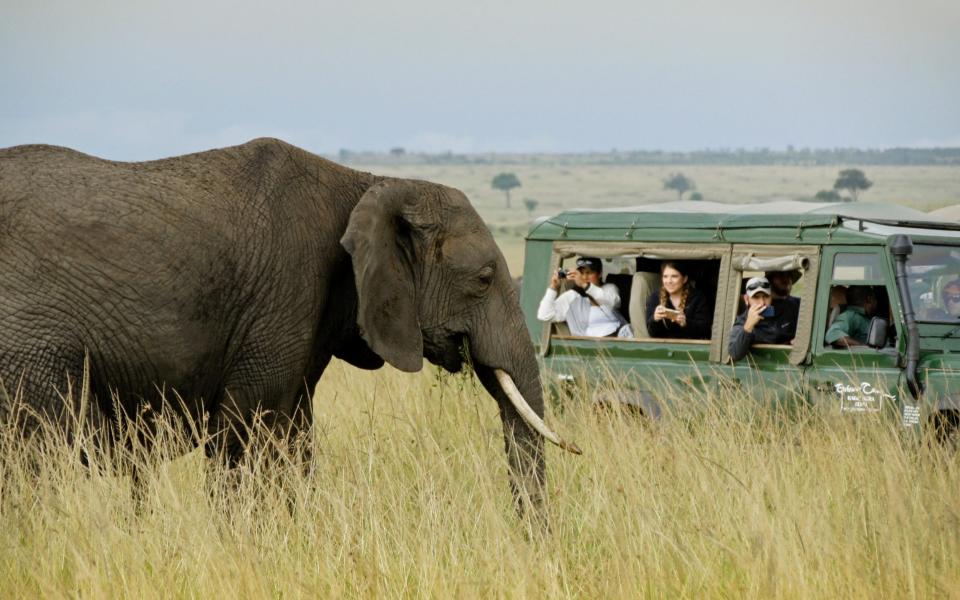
[
  {"xmin": 825, "ymin": 285, "xmax": 878, "ymax": 348},
  {"xmin": 728, "ymin": 276, "xmax": 799, "ymax": 361},
  {"xmin": 537, "ymin": 256, "xmax": 629, "ymax": 337}
]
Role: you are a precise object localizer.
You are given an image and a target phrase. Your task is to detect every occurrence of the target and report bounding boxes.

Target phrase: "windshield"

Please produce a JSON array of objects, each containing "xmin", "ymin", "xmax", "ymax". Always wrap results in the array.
[{"xmin": 905, "ymin": 244, "xmax": 960, "ymax": 323}]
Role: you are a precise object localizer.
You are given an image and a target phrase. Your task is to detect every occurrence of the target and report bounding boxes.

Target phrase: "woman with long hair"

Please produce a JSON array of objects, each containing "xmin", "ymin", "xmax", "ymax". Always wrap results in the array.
[{"xmin": 645, "ymin": 261, "xmax": 712, "ymax": 339}]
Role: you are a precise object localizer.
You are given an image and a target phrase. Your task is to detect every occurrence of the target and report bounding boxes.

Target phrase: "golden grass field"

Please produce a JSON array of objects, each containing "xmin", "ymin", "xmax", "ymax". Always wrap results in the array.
[
  {"xmin": 2, "ymin": 361, "xmax": 959, "ymax": 598},
  {"xmin": 2, "ymin": 164, "xmax": 959, "ymax": 598}
]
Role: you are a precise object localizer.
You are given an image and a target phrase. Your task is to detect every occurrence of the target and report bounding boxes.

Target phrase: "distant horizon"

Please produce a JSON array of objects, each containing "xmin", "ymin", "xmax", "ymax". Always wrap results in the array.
[
  {"xmin": 4, "ymin": 136, "xmax": 960, "ymax": 162},
  {"xmin": 333, "ymin": 145, "xmax": 960, "ymax": 155},
  {"xmin": 6, "ymin": 139, "xmax": 960, "ymax": 160}
]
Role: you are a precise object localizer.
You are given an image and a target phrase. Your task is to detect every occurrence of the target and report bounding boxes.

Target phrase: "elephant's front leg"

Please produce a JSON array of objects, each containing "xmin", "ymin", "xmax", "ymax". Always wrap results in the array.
[
  {"xmin": 201, "ymin": 385, "xmax": 314, "ymax": 515},
  {"xmin": 203, "ymin": 385, "xmax": 314, "ymax": 469}
]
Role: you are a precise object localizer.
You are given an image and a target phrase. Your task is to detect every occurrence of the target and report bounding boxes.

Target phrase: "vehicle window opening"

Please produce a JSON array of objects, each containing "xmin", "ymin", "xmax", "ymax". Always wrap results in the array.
[
  {"xmin": 633, "ymin": 257, "xmax": 719, "ymax": 341},
  {"xmin": 543, "ymin": 256, "xmax": 632, "ymax": 339},
  {"xmin": 542, "ymin": 255, "xmax": 720, "ymax": 342},
  {"xmin": 832, "ymin": 252, "xmax": 884, "ymax": 281},
  {"xmin": 733, "ymin": 269, "xmax": 805, "ymax": 348},
  {"xmin": 823, "ymin": 284, "xmax": 896, "ymax": 348},
  {"xmin": 904, "ymin": 244, "xmax": 960, "ymax": 322}
]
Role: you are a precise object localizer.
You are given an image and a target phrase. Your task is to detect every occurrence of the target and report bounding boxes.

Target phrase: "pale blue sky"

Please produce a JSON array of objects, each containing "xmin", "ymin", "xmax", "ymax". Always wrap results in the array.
[{"xmin": 2, "ymin": 0, "xmax": 959, "ymax": 159}]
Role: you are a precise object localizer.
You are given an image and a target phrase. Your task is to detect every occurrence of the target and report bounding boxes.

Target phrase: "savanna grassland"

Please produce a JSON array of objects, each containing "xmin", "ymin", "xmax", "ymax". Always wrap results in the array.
[
  {"xmin": 370, "ymin": 162, "xmax": 960, "ymax": 275},
  {"xmin": 2, "ymin": 361, "xmax": 959, "ymax": 598},
  {"xmin": 2, "ymin": 162, "xmax": 960, "ymax": 598}
]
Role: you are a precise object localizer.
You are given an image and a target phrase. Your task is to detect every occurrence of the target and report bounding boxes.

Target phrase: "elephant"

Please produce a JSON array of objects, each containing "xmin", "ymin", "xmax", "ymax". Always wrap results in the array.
[{"xmin": 0, "ymin": 137, "xmax": 579, "ymax": 519}]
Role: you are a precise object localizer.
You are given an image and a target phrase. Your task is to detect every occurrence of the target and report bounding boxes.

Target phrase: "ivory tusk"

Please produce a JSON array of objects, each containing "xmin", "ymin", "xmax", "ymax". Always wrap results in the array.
[{"xmin": 494, "ymin": 369, "xmax": 582, "ymax": 455}]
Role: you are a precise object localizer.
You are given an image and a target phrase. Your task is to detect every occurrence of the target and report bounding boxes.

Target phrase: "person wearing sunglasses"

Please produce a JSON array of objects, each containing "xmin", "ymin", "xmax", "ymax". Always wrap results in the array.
[
  {"xmin": 921, "ymin": 278, "xmax": 960, "ymax": 320},
  {"xmin": 728, "ymin": 276, "xmax": 800, "ymax": 361},
  {"xmin": 537, "ymin": 256, "xmax": 629, "ymax": 337}
]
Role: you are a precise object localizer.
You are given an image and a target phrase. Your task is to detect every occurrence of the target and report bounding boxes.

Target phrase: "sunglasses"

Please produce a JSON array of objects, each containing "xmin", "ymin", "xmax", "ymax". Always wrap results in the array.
[
  {"xmin": 946, "ymin": 293, "xmax": 960, "ymax": 303},
  {"xmin": 745, "ymin": 280, "xmax": 771, "ymax": 293}
]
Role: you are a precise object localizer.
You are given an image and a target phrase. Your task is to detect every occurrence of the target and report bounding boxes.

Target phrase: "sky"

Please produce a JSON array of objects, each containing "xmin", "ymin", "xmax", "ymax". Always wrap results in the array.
[{"xmin": 2, "ymin": 0, "xmax": 959, "ymax": 160}]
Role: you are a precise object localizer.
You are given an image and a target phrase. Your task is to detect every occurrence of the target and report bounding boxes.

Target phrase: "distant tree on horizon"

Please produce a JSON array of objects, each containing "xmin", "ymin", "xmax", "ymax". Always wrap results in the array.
[
  {"xmin": 523, "ymin": 197, "xmax": 539, "ymax": 216},
  {"xmin": 663, "ymin": 173, "xmax": 696, "ymax": 201},
  {"xmin": 491, "ymin": 172, "xmax": 522, "ymax": 208},
  {"xmin": 689, "ymin": 192, "xmax": 703, "ymax": 201},
  {"xmin": 833, "ymin": 169, "xmax": 873, "ymax": 202}
]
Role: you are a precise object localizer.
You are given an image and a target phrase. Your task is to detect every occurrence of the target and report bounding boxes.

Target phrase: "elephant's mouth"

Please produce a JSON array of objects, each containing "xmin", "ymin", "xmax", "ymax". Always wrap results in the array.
[
  {"xmin": 421, "ymin": 329, "xmax": 466, "ymax": 373},
  {"xmin": 424, "ymin": 330, "xmax": 582, "ymax": 456}
]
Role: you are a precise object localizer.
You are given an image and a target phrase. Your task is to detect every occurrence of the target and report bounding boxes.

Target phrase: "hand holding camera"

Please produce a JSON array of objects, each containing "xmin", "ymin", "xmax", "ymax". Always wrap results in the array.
[
  {"xmin": 654, "ymin": 305, "xmax": 677, "ymax": 321},
  {"xmin": 554, "ymin": 267, "xmax": 590, "ymax": 294},
  {"xmin": 550, "ymin": 268, "xmax": 567, "ymax": 290}
]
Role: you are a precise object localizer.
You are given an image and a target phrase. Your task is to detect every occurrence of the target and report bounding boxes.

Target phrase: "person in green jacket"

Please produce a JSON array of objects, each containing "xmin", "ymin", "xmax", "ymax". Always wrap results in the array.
[{"xmin": 825, "ymin": 286, "xmax": 877, "ymax": 348}]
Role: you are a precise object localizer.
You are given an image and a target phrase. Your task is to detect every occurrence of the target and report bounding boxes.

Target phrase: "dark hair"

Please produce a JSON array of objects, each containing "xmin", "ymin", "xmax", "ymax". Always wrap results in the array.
[
  {"xmin": 576, "ymin": 256, "xmax": 603, "ymax": 273},
  {"xmin": 658, "ymin": 261, "xmax": 690, "ymax": 324},
  {"xmin": 846, "ymin": 285, "xmax": 876, "ymax": 307},
  {"xmin": 659, "ymin": 260, "xmax": 690, "ymax": 277}
]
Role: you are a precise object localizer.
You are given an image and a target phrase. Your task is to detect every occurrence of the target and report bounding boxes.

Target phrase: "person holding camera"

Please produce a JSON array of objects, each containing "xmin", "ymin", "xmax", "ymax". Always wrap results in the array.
[
  {"xmin": 645, "ymin": 261, "xmax": 712, "ymax": 339},
  {"xmin": 728, "ymin": 276, "xmax": 799, "ymax": 361},
  {"xmin": 537, "ymin": 256, "xmax": 628, "ymax": 337}
]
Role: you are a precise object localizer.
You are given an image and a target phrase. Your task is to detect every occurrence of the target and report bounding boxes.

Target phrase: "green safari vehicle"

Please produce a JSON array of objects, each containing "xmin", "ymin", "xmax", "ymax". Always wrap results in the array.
[{"xmin": 519, "ymin": 200, "xmax": 960, "ymax": 438}]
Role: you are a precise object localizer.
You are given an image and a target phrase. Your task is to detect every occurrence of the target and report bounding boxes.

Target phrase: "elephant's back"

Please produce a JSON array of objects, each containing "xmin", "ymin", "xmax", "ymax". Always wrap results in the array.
[
  {"xmin": 1, "ymin": 143, "xmax": 235, "ymax": 217},
  {"xmin": 0, "ymin": 143, "xmax": 249, "ymax": 333},
  {"xmin": 0, "ymin": 145, "xmax": 254, "ymax": 400},
  {"xmin": 0, "ymin": 138, "xmax": 357, "ymax": 225},
  {"xmin": 0, "ymin": 138, "xmax": 350, "ymax": 353},
  {"xmin": 0, "ymin": 145, "xmax": 227, "ymax": 279}
]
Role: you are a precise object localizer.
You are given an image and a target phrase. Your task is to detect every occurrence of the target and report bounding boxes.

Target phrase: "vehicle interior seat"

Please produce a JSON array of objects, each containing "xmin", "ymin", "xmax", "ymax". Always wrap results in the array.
[
  {"xmin": 629, "ymin": 271, "xmax": 660, "ymax": 337},
  {"xmin": 933, "ymin": 274, "xmax": 960, "ymax": 310},
  {"xmin": 826, "ymin": 304, "xmax": 841, "ymax": 330},
  {"xmin": 604, "ymin": 273, "xmax": 633, "ymax": 318}
]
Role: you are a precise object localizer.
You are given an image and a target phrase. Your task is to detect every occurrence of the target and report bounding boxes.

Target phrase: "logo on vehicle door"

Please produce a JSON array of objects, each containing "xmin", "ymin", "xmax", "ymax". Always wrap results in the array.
[{"xmin": 835, "ymin": 382, "xmax": 895, "ymax": 413}]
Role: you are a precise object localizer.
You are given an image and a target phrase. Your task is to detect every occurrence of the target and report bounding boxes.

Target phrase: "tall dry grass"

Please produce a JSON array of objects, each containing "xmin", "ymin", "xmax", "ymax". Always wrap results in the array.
[{"xmin": 1, "ymin": 360, "xmax": 958, "ymax": 598}]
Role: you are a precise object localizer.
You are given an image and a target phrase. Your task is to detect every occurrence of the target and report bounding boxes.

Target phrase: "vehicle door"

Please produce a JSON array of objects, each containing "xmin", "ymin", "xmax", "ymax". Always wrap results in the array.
[
  {"xmin": 718, "ymin": 245, "xmax": 820, "ymax": 408},
  {"xmin": 805, "ymin": 246, "xmax": 904, "ymax": 417}
]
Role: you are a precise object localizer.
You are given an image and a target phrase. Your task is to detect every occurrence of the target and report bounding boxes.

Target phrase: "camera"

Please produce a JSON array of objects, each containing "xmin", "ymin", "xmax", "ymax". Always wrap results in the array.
[{"xmin": 557, "ymin": 268, "xmax": 569, "ymax": 280}]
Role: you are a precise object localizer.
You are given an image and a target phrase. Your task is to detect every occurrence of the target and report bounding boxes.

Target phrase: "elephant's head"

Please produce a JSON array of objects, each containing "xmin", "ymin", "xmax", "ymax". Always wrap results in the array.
[{"xmin": 341, "ymin": 179, "xmax": 579, "ymax": 519}]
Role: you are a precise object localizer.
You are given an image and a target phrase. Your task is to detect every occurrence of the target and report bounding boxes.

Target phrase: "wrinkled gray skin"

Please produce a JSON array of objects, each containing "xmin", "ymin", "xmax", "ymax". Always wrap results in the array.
[{"xmin": 0, "ymin": 138, "xmax": 545, "ymax": 518}]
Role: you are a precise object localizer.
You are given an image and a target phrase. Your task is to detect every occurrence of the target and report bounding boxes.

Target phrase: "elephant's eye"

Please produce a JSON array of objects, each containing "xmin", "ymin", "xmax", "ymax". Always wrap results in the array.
[{"xmin": 477, "ymin": 265, "xmax": 495, "ymax": 288}]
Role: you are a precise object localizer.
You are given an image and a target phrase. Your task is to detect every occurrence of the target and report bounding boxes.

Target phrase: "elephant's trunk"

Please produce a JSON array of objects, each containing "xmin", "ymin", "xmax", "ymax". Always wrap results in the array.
[
  {"xmin": 474, "ymin": 363, "xmax": 547, "ymax": 523},
  {"xmin": 493, "ymin": 369, "xmax": 581, "ymax": 455},
  {"xmin": 471, "ymin": 294, "xmax": 581, "ymax": 523}
]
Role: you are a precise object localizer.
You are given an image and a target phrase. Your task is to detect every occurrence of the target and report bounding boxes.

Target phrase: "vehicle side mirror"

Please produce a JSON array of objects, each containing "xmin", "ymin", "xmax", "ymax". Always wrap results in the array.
[{"xmin": 867, "ymin": 317, "xmax": 888, "ymax": 348}]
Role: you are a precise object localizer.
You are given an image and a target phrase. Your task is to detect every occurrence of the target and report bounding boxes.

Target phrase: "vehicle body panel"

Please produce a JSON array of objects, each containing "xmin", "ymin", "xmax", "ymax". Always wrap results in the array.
[{"xmin": 521, "ymin": 201, "xmax": 960, "ymax": 433}]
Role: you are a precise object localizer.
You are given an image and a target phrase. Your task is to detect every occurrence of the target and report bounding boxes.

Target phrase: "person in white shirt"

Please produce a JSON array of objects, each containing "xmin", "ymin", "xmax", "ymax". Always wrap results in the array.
[{"xmin": 537, "ymin": 256, "xmax": 629, "ymax": 337}]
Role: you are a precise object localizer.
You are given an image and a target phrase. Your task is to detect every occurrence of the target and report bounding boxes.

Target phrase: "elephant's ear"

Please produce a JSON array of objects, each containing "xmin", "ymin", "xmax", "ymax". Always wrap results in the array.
[{"xmin": 341, "ymin": 181, "xmax": 423, "ymax": 372}]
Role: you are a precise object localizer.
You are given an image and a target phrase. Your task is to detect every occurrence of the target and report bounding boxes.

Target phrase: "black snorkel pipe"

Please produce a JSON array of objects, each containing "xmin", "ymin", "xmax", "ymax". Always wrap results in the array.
[{"xmin": 890, "ymin": 234, "xmax": 923, "ymax": 399}]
